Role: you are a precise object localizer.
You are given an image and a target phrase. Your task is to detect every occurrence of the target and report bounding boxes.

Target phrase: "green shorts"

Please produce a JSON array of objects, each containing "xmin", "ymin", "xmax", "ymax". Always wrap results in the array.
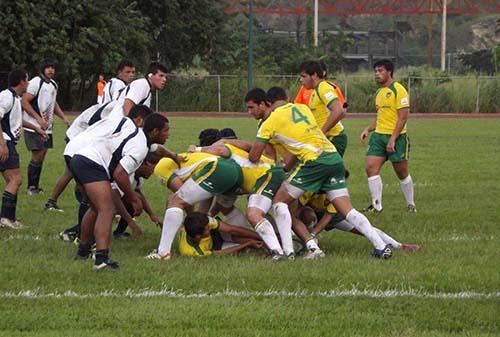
[
  {"xmin": 192, "ymin": 158, "xmax": 243, "ymax": 195},
  {"xmin": 251, "ymin": 166, "xmax": 286, "ymax": 199},
  {"xmin": 288, "ymin": 152, "xmax": 347, "ymax": 193},
  {"xmin": 367, "ymin": 132, "xmax": 410, "ymax": 162},
  {"xmin": 327, "ymin": 131, "xmax": 348, "ymax": 157}
]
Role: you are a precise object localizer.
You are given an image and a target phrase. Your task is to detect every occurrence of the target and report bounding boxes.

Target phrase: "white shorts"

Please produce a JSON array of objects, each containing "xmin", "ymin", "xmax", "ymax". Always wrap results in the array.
[
  {"xmin": 177, "ymin": 178, "xmax": 213, "ymax": 205},
  {"xmin": 248, "ymin": 194, "xmax": 272, "ymax": 213}
]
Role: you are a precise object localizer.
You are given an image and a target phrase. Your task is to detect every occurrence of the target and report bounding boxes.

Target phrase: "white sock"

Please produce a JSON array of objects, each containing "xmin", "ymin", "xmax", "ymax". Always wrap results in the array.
[
  {"xmin": 306, "ymin": 238, "xmax": 319, "ymax": 251},
  {"xmin": 334, "ymin": 219, "xmax": 355, "ymax": 232},
  {"xmin": 399, "ymin": 175, "xmax": 415, "ymax": 206},
  {"xmin": 158, "ymin": 207, "xmax": 184, "ymax": 255},
  {"xmin": 272, "ymin": 202, "xmax": 294, "ymax": 255},
  {"xmin": 225, "ymin": 207, "xmax": 249, "ymax": 228},
  {"xmin": 368, "ymin": 175, "xmax": 383, "ymax": 211},
  {"xmin": 255, "ymin": 218, "xmax": 283, "ymax": 254},
  {"xmin": 346, "ymin": 209, "xmax": 385, "ymax": 250},
  {"xmin": 374, "ymin": 227, "xmax": 401, "ymax": 249}
]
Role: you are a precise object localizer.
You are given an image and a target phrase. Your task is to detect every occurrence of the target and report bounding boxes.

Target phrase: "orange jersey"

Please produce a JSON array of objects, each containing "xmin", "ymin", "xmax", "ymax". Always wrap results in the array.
[
  {"xmin": 294, "ymin": 86, "xmax": 313, "ymax": 106},
  {"xmin": 97, "ymin": 80, "xmax": 106, "ymax": 96}
]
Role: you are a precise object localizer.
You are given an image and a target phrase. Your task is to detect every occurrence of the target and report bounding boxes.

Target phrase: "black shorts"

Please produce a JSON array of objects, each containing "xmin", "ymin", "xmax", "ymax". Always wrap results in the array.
[
  {"xmin": 24, "ymin": 131, "xmax": 53, "ymax": 150},
  {"xmin": 64, "ymin": 155, "xmax": 72, "ymax": 169},
  {"xmin": 0, "ymin": 141, "xmax": 20, "ymax": 171},
  {"xmin": 69, "ymin": 155, "xmax": 109, "ymax": 185}
]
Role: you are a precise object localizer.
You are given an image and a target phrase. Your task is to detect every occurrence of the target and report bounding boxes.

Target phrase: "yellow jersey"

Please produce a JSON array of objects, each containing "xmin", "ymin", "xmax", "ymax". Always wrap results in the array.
[
  {"xmin": 375, "ymin": 81, "xmax": 409, "ymax": 134},
  {"xmin": 256, "ymin": 103, "xmax": 336, "ymax": 163},
  {"xmin": 225, "ymin": 144, "xmax": 273, "ymax": 194},
  {"xmin": 309, "ymin": 81, "xmax": 344, "ymax": 137},
  {"xmin": 154, "ymin": 152, "xmax": 218, "ymax": 187},
  {"xmin": 178, "ymin": 216, "xmax": 220, "ymax": 257},
  {"xmin": 299, "ymin": 192, "xmax": 337, "ymax": 214}
]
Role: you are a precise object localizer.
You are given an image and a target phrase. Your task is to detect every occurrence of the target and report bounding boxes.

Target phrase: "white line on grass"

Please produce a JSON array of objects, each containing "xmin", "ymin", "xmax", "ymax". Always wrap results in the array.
[{"xmin": 1, "ymin": 288, "xmax": 498, "ymax": 300}]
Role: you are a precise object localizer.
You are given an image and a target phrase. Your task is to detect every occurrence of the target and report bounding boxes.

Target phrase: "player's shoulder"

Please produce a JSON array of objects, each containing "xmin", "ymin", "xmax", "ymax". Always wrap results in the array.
[{"xmin": 390, "ymin": 81, "xmax": 408, "ymax": 96}]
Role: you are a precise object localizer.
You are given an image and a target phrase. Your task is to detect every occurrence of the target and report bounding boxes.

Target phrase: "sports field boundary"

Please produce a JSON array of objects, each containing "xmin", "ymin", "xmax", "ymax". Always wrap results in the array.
[
  {"xmin": 64, "ymin": 111, "xmax": 500, "ymax": 119},
  {"xmin": 1, "ymin": 288, "xmax": 499, "ymax": 300}
]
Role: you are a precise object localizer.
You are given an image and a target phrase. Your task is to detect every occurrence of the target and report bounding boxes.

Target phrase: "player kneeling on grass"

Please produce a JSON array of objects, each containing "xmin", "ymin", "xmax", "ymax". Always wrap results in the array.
[
  {"xmin": 180, "ymin": 212, "xmax": 264, "ymax": 257},
  {"xmin": 296, "ymin": 192, "xmax": 420, "ymax": 253},
  {"xmin": 111, "ymin": 152, "xmax": 162, "ymax": 239}
]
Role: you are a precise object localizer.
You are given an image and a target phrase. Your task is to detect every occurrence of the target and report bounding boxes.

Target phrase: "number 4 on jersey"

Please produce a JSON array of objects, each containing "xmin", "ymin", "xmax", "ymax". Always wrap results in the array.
[{"xmin": 291, "ymin": 107, "xmax": 310, "ymax": 125}]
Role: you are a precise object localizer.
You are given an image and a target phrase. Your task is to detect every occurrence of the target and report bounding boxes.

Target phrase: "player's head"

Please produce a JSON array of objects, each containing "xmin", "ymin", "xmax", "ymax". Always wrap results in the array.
[
  {"xmin": 318, "ymin": 60, "xmax": 328, "ymax": 79},
  {"xmin": 266, "ymin": 87, "xmax": 288, "ymax": 104},
  {"xmin": 184, "ymin": 212, "xmax": 211, "ymax": 242},
  {"xmin": 143, "ymin": 113, "xmax": 170, "ymax": 145},
  {"xmin": 145, "ymin": 62, "xmax": 168, "ymax": 91},
  {"xmin": 299, "ymin": 60, "xmax": 323, "ymax": 89},
  {"xmin": 40, "ymin": 58, "xmax": 56, "ymax": 79},
  {"xmin": 245, "ymin": 88, "xmax": 269, "ymax": 120},
  {"xmin": 220, "ymin": 128, "xmax": 237, "ymax": 139},
  {"xmin": 373, "ymin": 59, "xmax": 394, "ymax": 83},
  {"xmin": 136, "ymin": 152, "xmax": 160, "ymax": 179},
  {"xmin": 297, "ymin": 206, "xmax": 318, "ymax": 228},
  {"xmin": 98, "ymin": 74, "xmax": 105, "ymax": 81},
  {"xmin": 8, "ymin": 68, "xmax": 29, "ymax": 93},
  {"xmin": 129, "ymin": 104, "xmax": 154, "ymax": 127},
  {"xmin": 198, "ymin": 128, "xmax": 221, "ymax": 146},
  {"xmin": 116, "ymin": 60, "xmax": 136, "ymax": 84}
]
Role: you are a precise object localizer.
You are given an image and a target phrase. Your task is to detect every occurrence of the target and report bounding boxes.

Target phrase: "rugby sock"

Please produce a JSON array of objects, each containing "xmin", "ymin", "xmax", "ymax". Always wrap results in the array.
[
  {"xmin": 334, "ymin": 219, "xmax": 355, "ymax": 232},
  {"xmin": 255, "ymin": 218, "xmax": 283, "ymax": 254},
  {"xmin": 76, "ymin": 243, "xmax": 91, "ymax": 258},
  {"xmin": 367, "ymin": 175, "xmax": 383, "ymax": 211},
  {"xmin": 374, "ymin": 227, "xmax": 401, "ymax": 249},
  {"xmin": 27, "ymin": 160, "xmax": 42, "ymax": 188},
  {"xmin": 399, "ymin": 175, "xmax": 415, "ymax": 206},
  {"xmin": 345, "ymin": 209, "xmax": 385, "ymax": 250},
  {"xmin": 158, "ymin": 207, "xmax": 184, "ymax": 255},
  {"xmin": 272, "ymin": 202, "xmax": 294, "ymax": 255},
  {"xmin": 95, "ymin": 249, "xmax": 109, "ymax": 265},
  {"xmin": 1, "ymin": 191, "xmax": 17, "ymax": 220},
  {"xmin": 306, "ymin": 237, "xmax": 320, "ymax": 251},
  {"xmin": 225, "ymin": 207, "xmax": 248, "ymax": 228}
]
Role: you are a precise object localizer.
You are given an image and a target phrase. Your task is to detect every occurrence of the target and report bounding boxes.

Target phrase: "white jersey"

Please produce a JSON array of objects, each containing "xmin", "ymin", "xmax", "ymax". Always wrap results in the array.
[
  {"xmin": 101, "ymin": 77, "xmax": 127, "ymax": 103},
  {"xmin": 108, "ymin": 78, "xmax": 152, "ymax": 119},
  {"xmin": 65, "ymin": 101, "xmax": 118, "ymax": 141},
  {"xmin": 0, "ymin": 88, "xmax": 23, "ymax": 142},
  {"xmin": 67, "ymin": 117, "xmax": 149, "ymax": 179},
  {"xmin": 23, "ymin": 76, "xmax": 58, "ymax": 134},
  {"xmin": 112, "ymin": 174, "xmax": 144, "ymax": 197}
]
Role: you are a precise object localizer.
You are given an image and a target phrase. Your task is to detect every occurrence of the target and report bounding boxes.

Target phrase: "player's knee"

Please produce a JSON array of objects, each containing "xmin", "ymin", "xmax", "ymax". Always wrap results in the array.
[{"xmin": 247, "ymin": 208, "xmax": 264, "ymax": 226}]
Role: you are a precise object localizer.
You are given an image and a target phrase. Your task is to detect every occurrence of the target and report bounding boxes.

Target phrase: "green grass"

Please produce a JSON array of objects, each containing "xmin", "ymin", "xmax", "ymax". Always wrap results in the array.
[{"xmin": 1, "ymin": 117, "xmax": 499, "ymax": 336}]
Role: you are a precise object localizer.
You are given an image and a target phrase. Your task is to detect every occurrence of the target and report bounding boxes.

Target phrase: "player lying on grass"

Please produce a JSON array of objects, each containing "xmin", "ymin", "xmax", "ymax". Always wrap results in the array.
[
  {"xmin": 111, "ymin": 152, "xmax": 162, "ymax": 239},
  {"xmin": 179, "ymin": 212, "xmax": 264, "ymax": 257},
  {"xmin": 294, "ymin": 192, "xmax": 421, "ymax": 252}
]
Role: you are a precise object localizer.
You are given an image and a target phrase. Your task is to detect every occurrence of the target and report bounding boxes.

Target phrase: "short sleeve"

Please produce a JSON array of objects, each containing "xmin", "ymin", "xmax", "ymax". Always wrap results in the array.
[
  {"xmin": 125, "ymin": 79, "xmax": 150, "ymax": 105},
  {"xmin": 0, "ymin": 91, "xmax": 13, "ymax": 118},
  {"xmin": 318, "ymin": 81, "xmax": 339, "ymax": 107},
  {"xmin": 119, "ymin": 134, "xmax": 148, "ymax": 174},
  {"xmin": 26, "ymin": 77, "xmax": 41, "ymax": 96},
  {"xmin": 395, "ymin": 83, "xmax": 410, "ymax": 110},
  {"xmin": 256, "ymin": 117, "xmax": 274, "ymax": 143},
  {"xmin": 154, "ymin": 158, "xmax": 177, "ymax": 185}
]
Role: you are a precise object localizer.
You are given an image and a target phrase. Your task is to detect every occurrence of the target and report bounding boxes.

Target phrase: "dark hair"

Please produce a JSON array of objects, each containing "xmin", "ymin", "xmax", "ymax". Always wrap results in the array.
[
  {"xmin": 184, "ymin": 212, "xmax": 209, "ymax": 238},
  {"xmin": 266, "ymin": 87, "xmax": 288, "ymax": 104},
  {"xmin": 373, "ymin": 59, "xmax": 394, "ymax": 77},
  {"xmin": 40, "ymin": 58, "xmax": 56, "ymax": 74},
  {"xmin": 245, "ymin": 88, "xmax": 267, "ymax": 104},
  {"xmin": 318, "ymin": 60, "xmax": 328, "ymax": 79},
  {"xmin": 198, "ymin": 128, "xmax": 221, "ymax": 146},
  {"xmin": 116, "ymin": 60, "xmax": 135, "ymax": 73},
  {"xmin": 299, "ymin": 60, "xmax": 324, "ymax": 79},
  {"xmin": 220, "ymin": 128, "xmax": 237, "ymax": 139},
  {"xmin": 8, "ymin": 68, "xmax": 28, "ymax": 87},
  {"xmin": 143, "ymin": 113, "xmax": 169, "ymax": 134},
  {"xmin": 129, "ymin": 104, "xmax": 154, "ymax": 119},
  {"xmin": 145, "ymin": 62, "xmax": 168, "ymax": 77}
]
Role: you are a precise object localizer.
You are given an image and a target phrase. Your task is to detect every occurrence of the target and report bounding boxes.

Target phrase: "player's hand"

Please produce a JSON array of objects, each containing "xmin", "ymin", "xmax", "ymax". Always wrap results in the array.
[
  {"xmin": 149, "ymin": 214, "xmax": 162, "ymax": 227},
  {"xmin": 249, "ymin": 240, "xmax": 264, "ymax": 249},
  {"xmin": 187, "ymin": 145, "xmax": 197, "ymax": 153},
  {"xmin": 386, "ymin": 138, "xmax": 396, "ymax": 153},
  {"xmin": 0, "ymin": 143, "xmax": 9, "ymax": 162},
  {"xmin": 130, "ymin": 196, "xmax": 143, "ymax": 216},
  {"xmin": 174, "ymin": 153, "xmax": 187, "ymax": 166},
  {"xmin": 63, "ymin": 118, "xmax": 71, "ymax": 128},
  {"xmin": 128, "ymin": 220, "xmax": 144, "ymax": 237},
  {"xmin": 360, "ymin": 128, "xmax": 369, "ymax": 144},
  {"xmin": 38, "ymin": 118, "xmax": 49, "ymax": 130},
  {"xmin": 35, "ymin": 127, "xmax": 49, "ymax": 141}
]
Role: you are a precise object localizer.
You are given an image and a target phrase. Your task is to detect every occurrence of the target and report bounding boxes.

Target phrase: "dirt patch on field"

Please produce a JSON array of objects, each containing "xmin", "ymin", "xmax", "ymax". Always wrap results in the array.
[{"xmin": 65, "ymin": 111, "xmax": 500, "ymax": 119}]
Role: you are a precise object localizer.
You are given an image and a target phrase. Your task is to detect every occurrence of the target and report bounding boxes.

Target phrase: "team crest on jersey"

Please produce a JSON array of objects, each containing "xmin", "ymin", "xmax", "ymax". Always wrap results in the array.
[{"xmin": 386, "ymin": 92, "xmax": 392, "ymax": 98}]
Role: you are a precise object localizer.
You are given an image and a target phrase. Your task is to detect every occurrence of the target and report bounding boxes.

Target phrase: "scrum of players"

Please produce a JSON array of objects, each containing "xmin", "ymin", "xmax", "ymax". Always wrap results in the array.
[{"xmin": 0, "ymin": 58, "xmax": 419, "ymax": 270}]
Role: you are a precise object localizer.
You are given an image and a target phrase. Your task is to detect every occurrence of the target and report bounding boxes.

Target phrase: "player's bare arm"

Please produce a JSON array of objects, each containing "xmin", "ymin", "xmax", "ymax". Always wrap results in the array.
[
  {"xmin": 360, "ymin": 117, "xmax": 377, "ymax": 144},
  {"xmin": 322, "ymin": 100, "xmax": 345, "ymax": 135},
  {"xmin": 22, "ymin": 120, "xmax": 48, "ymax": 140},
  {"xmin": 21, "ymin": 92, "xmax": 48, "ymax": 130},
  {"xmin": 53, "ymin": 102, "xmax": 70, "ymax": 127},
  {"xmin": 122, "ymin": 98, "xmax": 135, "ymax": 116},
  {"xmin": 248, "ymin": 141, "xmax": 266, "ymax": 163},
  {"xmin": 113, "ymin": 164, "xmax": 143, "ymax": 216},
  {"xmin": 387, "ymin": 107, "xmax": 409, "ymax": 153},
  {"xmin": 0, "ymin": 124, "xmax": 8, "ymax": 162}
]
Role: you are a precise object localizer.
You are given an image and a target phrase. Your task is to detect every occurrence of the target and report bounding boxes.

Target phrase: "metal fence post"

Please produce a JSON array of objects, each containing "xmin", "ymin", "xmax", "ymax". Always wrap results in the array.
[
  {"xmin": 155, "ymin": 89, "xmax": 159, "ymax": 112},
  {"xmin": 217, "ymin": 75, "xmax": 222, "ymax": 113},
  {"xmin": 407, "ymin": 76, "xmax": 411, "ymax": 113},
  {"xmin": 344, "ymin": 79, "xmax": 348, "ymax": 103},
  {"xmin": 475, "ymin": 77, "xmax": 480, "ymax": 113}
]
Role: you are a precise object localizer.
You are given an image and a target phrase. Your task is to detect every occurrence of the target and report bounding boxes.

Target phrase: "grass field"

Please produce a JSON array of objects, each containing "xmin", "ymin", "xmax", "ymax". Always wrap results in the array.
[{"xmin": 0, "ymin": 116, "xmax": 499, "ymax": 336}]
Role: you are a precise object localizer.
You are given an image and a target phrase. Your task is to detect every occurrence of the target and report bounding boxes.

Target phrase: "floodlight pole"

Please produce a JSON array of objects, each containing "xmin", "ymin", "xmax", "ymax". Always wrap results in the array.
[
  {"xmin": 313, "ymin": 0, "xmax": 319, "ymax": 47},
  {"xmin": 247, "ymin": 0, "xmax": 254, "ymax": 90},
  {"xmin": 440, "ymin": 0, "xmax": 447, "ymax": 71}
]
